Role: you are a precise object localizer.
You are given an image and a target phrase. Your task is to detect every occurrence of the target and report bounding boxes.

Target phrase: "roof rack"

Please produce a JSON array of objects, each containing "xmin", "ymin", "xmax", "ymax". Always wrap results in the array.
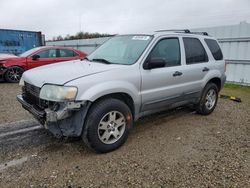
[
  {"xmin": 190, "ymin": 31, "xmax": 209, "ymax": 36},
  {"xmin": 155, "ymin": 29, "xmax": 190, "ymax": 33},
  {"xmin": 155, "ymin": 29, "xmax": 209, "ymax": 36}
]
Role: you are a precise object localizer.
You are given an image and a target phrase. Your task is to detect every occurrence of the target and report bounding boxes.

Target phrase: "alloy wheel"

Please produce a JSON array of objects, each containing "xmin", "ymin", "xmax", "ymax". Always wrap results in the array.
[
  {"xmin": 97, "ymin": 111, "xmax": 126, "ymax": 144},
  {"xmin": 205, "ymin": 89, "xmax": 217, "ymax": 110},
  {"xmin": 6, "ymin": 67, "xmax": 23, "ymax": 82}
]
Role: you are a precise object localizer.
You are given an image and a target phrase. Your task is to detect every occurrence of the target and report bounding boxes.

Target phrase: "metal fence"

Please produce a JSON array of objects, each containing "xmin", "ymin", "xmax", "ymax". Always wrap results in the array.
[
  {"xmin": 46, "ymin": 37, "xmax": 110, "ymax": 54},
  {"xmin": 192, "ymin": 21, "xmax": 250, "ymax": 85},
  {"xmin": 217, "ymin": 37, "xmax": 250, "ymax": 85}
]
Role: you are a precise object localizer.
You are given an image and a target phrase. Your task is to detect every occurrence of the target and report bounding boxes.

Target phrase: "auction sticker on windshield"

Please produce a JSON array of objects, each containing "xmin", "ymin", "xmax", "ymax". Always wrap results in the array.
[{"xmin": 132, "ymin": 36, "xmax": 150, "ymax": 40}]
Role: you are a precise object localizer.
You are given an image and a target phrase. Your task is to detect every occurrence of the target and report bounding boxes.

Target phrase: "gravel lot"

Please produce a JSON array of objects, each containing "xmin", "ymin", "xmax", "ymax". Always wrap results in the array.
[
  {"xmin": 0, "ymin": 83, "xmax": 249, "ymax": 187},
  {"xmin": 0, "ymin": 83, "xmax": 31, "ymax": 123}
]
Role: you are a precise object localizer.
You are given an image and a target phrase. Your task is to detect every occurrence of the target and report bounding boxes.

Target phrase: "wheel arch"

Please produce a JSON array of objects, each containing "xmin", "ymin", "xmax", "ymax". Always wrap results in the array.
[
  {"xmin": 88, "ymin": 92, "xmax": 135, "ymax": 120},
  {"xmin": 75, "ymin": 80, "xmax": 141, "ymax": 118},
  {"xmin": 206, "ymin": 77, "xmax": 222, "ymax": 91},
  {"xmin": 4, "ymin": 65, "xmax": 26, "ymax": 73}
]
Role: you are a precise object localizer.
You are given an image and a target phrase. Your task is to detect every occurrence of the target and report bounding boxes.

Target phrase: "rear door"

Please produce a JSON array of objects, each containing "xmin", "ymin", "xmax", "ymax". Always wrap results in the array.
[
  {"xmin": 57, "ymin": 49, "xmax": 80, "ymax": 62},
  {"xmin": 180, "ymin": 37, "xmax": 212, "ymax": 95}
]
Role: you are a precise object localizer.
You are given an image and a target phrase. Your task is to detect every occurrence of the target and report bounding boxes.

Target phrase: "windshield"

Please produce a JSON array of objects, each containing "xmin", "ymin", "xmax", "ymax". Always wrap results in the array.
[
  {"xmin": 88, "ymin": 35, "xmax": 153, "ymax": 65},
  {"xmin": 19, "ymin": 47, "xmax": 42, "ymax": 57}
]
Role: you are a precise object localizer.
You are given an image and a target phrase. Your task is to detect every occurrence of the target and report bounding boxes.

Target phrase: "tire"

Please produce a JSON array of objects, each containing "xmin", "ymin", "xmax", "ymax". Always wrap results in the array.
[
  {"xmin": 82, "ymin": 98, "xmax": 133, "ymax": 153},
  {"xmin": 196, "ymin": 83, "xmax": 218, "ymax": 115},
  {"xmin": 5, "ymin": 66, "xmax": 24, "ymax": 83}
]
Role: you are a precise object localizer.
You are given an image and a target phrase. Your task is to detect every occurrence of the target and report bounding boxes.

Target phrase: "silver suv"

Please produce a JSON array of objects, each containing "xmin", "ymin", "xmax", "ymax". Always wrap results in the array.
[{"xmin": 17, "ymin": 30, "xmax": 226, "ymax": 153}]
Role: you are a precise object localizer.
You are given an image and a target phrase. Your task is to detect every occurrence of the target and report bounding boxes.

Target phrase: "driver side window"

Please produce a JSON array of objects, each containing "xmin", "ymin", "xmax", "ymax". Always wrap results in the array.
[
  {"xmin": 150, "ymin": 38, "xmax": 181, "ymax": 67},
  {"xmin": 35, "ymin": 49, "xmax": 57, "ymax": 58}
]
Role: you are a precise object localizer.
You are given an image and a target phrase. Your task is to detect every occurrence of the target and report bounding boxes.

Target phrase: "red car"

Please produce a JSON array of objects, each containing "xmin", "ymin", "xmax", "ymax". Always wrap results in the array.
[{"xmin": 0, "ymin": 46, "xmax": 87, "ymax": 83}]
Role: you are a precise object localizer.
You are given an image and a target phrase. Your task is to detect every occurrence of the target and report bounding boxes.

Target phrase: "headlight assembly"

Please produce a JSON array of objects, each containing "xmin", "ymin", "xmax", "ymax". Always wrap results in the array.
[{"xmin": 39, "ymin": 85, "xmax": 78, "ymax": 102}]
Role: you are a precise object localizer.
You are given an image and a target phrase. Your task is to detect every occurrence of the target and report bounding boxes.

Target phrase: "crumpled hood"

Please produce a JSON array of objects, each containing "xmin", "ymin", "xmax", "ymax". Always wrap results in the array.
[
  {"xmin": 22, "ymin": 60, "xmax": 123, "ymax": 88},
  {"xmin": 0, "ymin": 53, "xmax": 18, "ymax": 61}
]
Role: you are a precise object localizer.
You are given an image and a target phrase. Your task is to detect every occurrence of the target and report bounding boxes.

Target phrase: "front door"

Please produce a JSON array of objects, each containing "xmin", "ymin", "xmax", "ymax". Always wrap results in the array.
[
  {"xmin": 27, "ymin": 49, "xmax": 58, "ymax": 69},
  {"xmin": 140, "ymin": 37, "xmax": 188, "ymax": 112}
]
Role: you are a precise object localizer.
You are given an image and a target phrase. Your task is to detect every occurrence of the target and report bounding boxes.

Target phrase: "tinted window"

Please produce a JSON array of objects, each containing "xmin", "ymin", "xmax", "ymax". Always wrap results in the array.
[
  {"xmin": 183, "ymin": 38, "xmax": 208, "ymax": 64},
  {"xmin": 150, "ymin": 38, "xmax": 181, "ymax": 67},
  {"xmin": 19, "ymin": 47, "xmax": 43, "ymax": 57},
  {"xmin": 205, "ymin": 39, "xmax": 223, "ymax": 60},
  {"xmin": 59, "ymin": 49, "xmax": 78, "ymax": 57},
  {"xmin": 35, "ymin": 49, "xmax": 57, "ymax": 58}
]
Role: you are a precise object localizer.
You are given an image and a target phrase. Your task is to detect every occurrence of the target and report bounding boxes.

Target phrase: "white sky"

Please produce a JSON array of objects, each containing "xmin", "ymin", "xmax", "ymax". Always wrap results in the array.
[{"xmin": 0, "ymin": 0, "xmax": 250, "ymax": 40}]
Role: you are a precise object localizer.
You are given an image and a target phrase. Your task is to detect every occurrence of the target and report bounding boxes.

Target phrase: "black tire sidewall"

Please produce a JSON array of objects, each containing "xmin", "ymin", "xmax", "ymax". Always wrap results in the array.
[
  {"xmin": 198, "ymin": 83, "xmax": 218, "ymax": 115},
  {"xmin": 83, "ymin": 98, "xmax": 133, "ymax": 153}
]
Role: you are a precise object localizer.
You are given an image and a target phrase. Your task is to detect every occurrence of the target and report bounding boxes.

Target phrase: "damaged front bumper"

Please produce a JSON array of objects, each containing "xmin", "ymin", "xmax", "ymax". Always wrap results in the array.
[{"xmin": 17, "ymin": 95, "xmax": 91, "ymax": 138}]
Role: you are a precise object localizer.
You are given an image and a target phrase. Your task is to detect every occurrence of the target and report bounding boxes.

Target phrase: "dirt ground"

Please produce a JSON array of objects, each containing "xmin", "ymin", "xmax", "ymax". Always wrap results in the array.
[
  {"xmin": 0, "ymin": 83, "xmax": 249, "ymax": 187},
  {"xmin": 0, "ymin": 83, "xmax": 31, "ymax": 123}
]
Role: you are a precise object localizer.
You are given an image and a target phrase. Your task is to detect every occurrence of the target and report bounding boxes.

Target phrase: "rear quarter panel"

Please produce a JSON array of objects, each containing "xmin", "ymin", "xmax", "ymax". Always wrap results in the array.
[{"xmin": 201, "ymin": 37, "xmax": 226, "ymax": 89}]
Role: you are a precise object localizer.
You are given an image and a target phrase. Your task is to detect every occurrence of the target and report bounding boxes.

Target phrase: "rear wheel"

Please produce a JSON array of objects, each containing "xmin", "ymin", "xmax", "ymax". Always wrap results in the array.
[
  {"xmin": 82, "ymin": 98, "xmax": 133, "ymax": 153},
  {"xmin": 5, "ymin": 66, "xmax": 24, "ymax": 83},
  {"xmin": 196, "ymin": 83, "xmax": 218, "ymax": 115}
]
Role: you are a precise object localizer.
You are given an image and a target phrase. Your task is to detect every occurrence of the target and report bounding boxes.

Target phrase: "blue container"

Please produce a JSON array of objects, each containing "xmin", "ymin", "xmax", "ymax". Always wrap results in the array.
[{"xmin": 0, "ymin": 29, "xmax": 43, "ymax": 55}]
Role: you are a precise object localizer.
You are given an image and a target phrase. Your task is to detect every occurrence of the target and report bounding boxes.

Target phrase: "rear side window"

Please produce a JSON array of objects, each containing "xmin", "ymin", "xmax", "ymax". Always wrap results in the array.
[
  {"xmin": 59, "ymin": 49, "xmax": 78, "ymax": 57},
  {"xmin": 183, "ymin": 37, "xmax": 208, "ymax": 64},
  {"xmin": 205, "ymin": 39, "xmax": 223, "ymax": 60}
]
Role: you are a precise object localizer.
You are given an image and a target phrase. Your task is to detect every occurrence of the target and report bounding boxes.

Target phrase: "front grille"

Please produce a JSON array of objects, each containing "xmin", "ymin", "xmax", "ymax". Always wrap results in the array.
[
  {"xmin": 23, "ymin": 82, "xmax": 46, "ymax": 109},
  {"xmin": 24, "ymin": 82, "xmax": 40, "ymax": 97}
]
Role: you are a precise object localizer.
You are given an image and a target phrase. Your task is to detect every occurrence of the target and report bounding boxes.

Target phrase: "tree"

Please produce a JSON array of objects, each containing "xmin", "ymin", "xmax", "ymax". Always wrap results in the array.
[
  {"xmin": 52, "ymin": 32, "xmax": 115, "ymax": 41},
  {"xmin": 56, "ymin": 35, "xmax": 63, "ymax": 41}
]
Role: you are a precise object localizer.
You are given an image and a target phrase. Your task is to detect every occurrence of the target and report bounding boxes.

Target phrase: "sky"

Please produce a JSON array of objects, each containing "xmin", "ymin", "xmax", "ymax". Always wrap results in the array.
[{"xmin": 0, "ymin": 0, "xmax": 250, "ymax": 40}]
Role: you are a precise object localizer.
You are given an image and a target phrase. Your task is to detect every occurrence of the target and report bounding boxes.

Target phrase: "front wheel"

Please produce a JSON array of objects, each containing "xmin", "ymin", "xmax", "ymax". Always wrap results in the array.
[
  {"xmin": 196, "ymin": 83, "xmax": 218, "ymax": 115},
  {"xmin": 5, "ymin": 66, "xmax": 24, "ymax": 83},
  {"xmin": 82, "ymin": 98, "xmax": 133, "ymax": 153}
]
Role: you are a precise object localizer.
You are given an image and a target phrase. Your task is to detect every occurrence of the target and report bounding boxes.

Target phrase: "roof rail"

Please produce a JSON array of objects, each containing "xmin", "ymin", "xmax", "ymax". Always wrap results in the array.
[
  {"xmin": 155, "ymin": 29, "xmax": 190, "ymax": 33},
  {"xmin": 189, "ymin": 31, "xmax": 209, "ymax": 36},
  {"xmin": 155, "ymin": 29, "xmax": 209, "ymax": 36}
]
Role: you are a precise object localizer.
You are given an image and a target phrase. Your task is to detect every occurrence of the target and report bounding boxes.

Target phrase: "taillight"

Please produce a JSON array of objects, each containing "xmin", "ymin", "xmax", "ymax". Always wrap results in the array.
[{"xmin": 224, "ymin": 62, "xmax": 227, "ymax": 72}]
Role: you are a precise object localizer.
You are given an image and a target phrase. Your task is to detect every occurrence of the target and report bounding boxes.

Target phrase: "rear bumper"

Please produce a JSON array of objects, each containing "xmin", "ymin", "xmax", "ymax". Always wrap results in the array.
[{"xmin": 221, "ymin": 74, "xmax": 227, "ymax": 88}]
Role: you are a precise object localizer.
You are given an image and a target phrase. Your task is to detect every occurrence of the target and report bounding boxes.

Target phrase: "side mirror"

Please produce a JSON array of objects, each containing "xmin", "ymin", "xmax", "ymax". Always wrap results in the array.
[
  {"xmin": 143, "ymin": 58, "xmax": 165, "ymax": 70},
  {"xmin": 32, "ymin": 54, "xmax": 40, "ymax": 60}
]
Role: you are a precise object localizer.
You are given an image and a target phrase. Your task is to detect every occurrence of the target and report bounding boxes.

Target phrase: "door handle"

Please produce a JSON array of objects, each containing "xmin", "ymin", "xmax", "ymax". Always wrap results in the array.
[
  {"xmin": 202, "ymin": 67, "xmax": 210, "ymax": 72},
  {"xmin": 173, "ymin": 71, "xmax": 183, "ymax": 77}
]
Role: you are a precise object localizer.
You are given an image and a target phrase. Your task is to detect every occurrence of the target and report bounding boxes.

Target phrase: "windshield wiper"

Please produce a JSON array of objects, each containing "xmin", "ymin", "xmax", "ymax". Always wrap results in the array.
[{"xmin": 92, "ymin": 58, "xmax": 112, "ymax": 64}]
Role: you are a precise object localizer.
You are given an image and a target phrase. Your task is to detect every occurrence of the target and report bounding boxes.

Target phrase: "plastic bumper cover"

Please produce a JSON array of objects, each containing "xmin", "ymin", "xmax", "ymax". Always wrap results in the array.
[
  {"xmin": 0, "ymin": 66, "xmax": 7, "ymax": 80},
  {"xmin": 17, "ymin": 95, "xmax": 45, "ymax": 124},
  {"xmin": 17, "ymin": 95, "xmax": 91, "ymax": 138}
]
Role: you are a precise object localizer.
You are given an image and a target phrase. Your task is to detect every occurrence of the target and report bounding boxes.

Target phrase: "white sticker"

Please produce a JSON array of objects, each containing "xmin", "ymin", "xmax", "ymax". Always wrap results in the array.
[{"xmin": 132, "ymin": 36, "xmax": 150, "ymax": 40}]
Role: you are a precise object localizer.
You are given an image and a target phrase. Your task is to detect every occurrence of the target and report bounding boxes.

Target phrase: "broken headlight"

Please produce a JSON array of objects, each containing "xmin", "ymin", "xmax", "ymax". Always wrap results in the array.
[{"xmin": 40, "ymin": 85, "xmax": 78, "ymax": 102}]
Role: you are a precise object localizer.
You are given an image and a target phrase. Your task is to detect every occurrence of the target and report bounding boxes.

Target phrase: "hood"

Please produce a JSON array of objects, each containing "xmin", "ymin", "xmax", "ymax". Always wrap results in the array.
[
  {"xmin": 22, "ymin": 60, "xmax": 125, "ymax": 88},
  {"xmin": 0, "ymin": 53, "xmax": 19, "ymax": 61}
]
